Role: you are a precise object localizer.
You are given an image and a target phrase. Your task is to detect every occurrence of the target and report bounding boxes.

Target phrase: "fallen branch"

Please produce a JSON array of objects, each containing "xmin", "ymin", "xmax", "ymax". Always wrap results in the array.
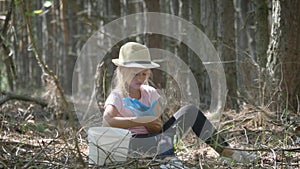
[
  {"xmin": 225, "ymin": 146, "xmax": 300, "ymax": 152},
  {"xmin": 0, "ymin": 91, "xmax": 48, "ymax": 107}
]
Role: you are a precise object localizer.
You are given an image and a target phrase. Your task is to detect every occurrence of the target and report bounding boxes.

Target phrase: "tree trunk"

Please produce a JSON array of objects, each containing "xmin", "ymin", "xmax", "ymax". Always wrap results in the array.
[
  {"xmin": 199, "ymin": 0, "xmax": 218, "ymax": 109},
  {"xmin": 254, "ymin": 0, "xmax": 269, "ymax": 68},
  {"xmin": 267, "ymin": 0, "xmax": 300, "ymax": 111},
  {"xmin": 144, "ymin": 0, "xmax": 165, "ymax": 89},
  {"xmin": 253, "ymin": 0, "xmax": 270, "ymax": 106},
  {"xmin": 95, "ymin": 0, "xmax": 121, "ymax": 111},
  {"xmin": 190, "ymin": 0, "xmax": 210, "ymax": 109},
  {"xmin": 60, "ymin": 0, "xmax": 74, "ymax": 94},
  {"xmin": 1, "ymin": 1, "xmax": 16, "ymax": 91},
  {"xmin": 217, "ymin": 0, "xmax": 238, "ymax": 110},
  {"xmin": 235, "ymin": 0, "xmax": 261, "ymax": 106}
]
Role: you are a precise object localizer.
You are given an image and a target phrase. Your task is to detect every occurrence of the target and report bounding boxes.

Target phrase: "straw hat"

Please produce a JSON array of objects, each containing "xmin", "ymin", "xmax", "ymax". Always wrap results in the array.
[{"xmin": 112, "ymin": 42, "xmax": 160, "ymax": 68}]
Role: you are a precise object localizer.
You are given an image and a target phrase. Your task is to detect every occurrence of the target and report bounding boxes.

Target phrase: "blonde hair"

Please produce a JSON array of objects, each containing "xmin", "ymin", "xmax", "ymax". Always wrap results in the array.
[{"xmin": 112, "ymin": 67, "xmax": 150, "ymax": 97}]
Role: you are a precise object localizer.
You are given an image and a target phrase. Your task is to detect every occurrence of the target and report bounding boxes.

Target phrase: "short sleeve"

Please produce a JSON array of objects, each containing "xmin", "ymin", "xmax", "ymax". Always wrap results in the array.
[
  {"xmin": 140, "ymin": 85, "xmax": 161, "ymax": 105},
  {"xmin": 149, "ymin": 87, "xmax": 160, "ymax": 102},
  {"xmin": 104, "ymin": 90, "xmax": 123, "ymax": 113}
]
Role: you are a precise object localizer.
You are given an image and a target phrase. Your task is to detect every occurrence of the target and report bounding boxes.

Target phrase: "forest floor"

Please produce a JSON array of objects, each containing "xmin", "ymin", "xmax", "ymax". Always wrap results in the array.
[{"xmin": 0, "ymin": 100, "xmax": 299, "ymax": 169}]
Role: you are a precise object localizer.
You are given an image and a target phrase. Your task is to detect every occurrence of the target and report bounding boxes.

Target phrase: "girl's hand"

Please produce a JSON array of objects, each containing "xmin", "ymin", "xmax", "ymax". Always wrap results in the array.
[
  {"xmin": 103, "ymin": 104, "xmax": 162, "ymax": 132},
  {"xmin": 123, "ymin": 98, "xmax": 158, "ymax": 117},
  {"xmin": 130, "ymin": 116, "xmax": 162, "ymax": 133},
  {"xmin": 145, "ymin": 117, "xmax": 162, "ymax": 133}
]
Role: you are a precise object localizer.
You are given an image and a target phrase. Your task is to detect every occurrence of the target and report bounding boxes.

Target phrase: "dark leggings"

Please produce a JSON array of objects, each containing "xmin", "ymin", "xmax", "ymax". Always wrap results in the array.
[
  {"xmin": 162, "ymin": 105, "xmax": 229, "ymax": 153},
  {"xmin": 130, "ymin": 105, "xmax": 229, "ymax": 156}
]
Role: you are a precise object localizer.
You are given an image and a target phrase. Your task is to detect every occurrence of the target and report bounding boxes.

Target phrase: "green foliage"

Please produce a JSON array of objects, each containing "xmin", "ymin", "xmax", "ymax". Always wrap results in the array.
[
  {"xmin": 24, "ymin": 11, "xmax": 35, "ymax": 17},
  {"xmin": 14, "ymin": 0, "xmax": 21, "ymax": 5},
  {"xmin": 33, "ymin": 123, "xmax": 48, "ymax": 133}
]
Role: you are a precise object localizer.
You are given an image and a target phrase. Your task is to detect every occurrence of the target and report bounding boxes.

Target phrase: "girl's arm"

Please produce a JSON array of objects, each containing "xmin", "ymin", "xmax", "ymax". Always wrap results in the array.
[
  {"xmin": 102, "ymin": 104, "xmax": 141, "ymax": 128},
  {"xmin": 102, "ymin": 104, "xmax": 162, "ymax": 133},
  {"xmin": 143, "ymin": 102, "xmax": 162, "ymax": 133}
]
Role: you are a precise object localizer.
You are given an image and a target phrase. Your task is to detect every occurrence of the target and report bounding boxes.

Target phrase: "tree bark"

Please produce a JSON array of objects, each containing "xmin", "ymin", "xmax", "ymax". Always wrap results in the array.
[
  {"xmin": 235, "ymin": 0, "xmax": 262, "ymax": 106},
  {"xmin": 267, "ymin": 0, "xmax": 300, "ymax": 111},
  {"xmin": 144, "ymin": 0, "xmax": 165, "ymax": 89},
  {"xmin": 95, "ymin": 0, "xmax": 121, "ymax": 111},
  {"xmin": 61, "ymin": 0, "xmax": 73, "ymax": 94},
  {"xmin": 200, "ymin": 0, "xmax": 218, "ymax": 108},
  {"xmin": 254, "ymin": 0, "xmax": 269, "ymax": 68},
  {"xmin": 217, "ymin": 0, "xmax": 238, "ymax": 110},
  {"xmin": 190, "ymin": 0, "xmax": 204, "ymax": 105},
  {"xmin": 1, "ymin": 0, "xmax": 16, "ymax": 91}
]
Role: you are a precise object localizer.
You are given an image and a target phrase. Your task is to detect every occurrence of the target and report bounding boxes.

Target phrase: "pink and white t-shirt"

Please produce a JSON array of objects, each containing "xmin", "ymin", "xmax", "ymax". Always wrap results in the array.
[{"xmin": 104, "ymin": 85, "xmax": 161, "ymax": 135}]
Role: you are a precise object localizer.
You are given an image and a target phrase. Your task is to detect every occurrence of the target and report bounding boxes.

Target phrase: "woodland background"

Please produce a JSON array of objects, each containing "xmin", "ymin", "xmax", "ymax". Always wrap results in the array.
[{"xmin": 0, "ymin": 0, "xmax": 299, "ymax": 168}]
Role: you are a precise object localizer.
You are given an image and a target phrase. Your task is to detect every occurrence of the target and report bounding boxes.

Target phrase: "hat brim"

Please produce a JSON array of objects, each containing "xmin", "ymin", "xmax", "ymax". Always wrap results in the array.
[{"xmin": 112, "ymin": 59, "xmax": 160, "ymax": 68}]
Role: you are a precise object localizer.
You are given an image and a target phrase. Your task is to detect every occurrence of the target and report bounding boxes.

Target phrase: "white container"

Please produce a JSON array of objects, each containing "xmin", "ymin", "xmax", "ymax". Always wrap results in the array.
[{"xmin": 88, "ymin": 127, "xmax": 131, "ymax": 166}]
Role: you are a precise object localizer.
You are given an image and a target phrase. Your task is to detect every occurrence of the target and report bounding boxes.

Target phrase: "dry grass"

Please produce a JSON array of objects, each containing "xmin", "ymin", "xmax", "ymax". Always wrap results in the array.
[{"xmin": 0, "ymin": 101, "xmax": 299, "ymax": 168}]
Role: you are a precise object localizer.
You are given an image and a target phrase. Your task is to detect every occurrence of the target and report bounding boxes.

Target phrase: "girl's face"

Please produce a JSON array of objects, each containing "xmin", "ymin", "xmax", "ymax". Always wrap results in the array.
[{"xmin": 127, "ymin": 68, "xmax": 150, "ymax": 90}]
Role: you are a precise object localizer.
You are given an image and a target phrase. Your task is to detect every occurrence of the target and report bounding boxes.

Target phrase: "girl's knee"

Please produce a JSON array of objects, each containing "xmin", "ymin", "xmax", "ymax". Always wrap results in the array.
[
  {"xmin": 174, "ymin": 104, "xmax": 200, "ymax": 120},
  {"xmin": 180, "ymin": 104, "xmax": 199, "ymax": 113}
]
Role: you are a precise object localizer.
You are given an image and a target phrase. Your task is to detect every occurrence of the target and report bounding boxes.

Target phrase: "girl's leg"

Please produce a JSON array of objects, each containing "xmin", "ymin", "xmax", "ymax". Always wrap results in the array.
[
  {"xmin": 162, "ymin": 105, "xmax": 229, "ymax": 154},
  {"xmin": 129, "ymin": 132, "xmax": 175, "ymax": 157},
  {"xmin": 129, "ymin": 105, "xmax": 229, "ymax": 157}
]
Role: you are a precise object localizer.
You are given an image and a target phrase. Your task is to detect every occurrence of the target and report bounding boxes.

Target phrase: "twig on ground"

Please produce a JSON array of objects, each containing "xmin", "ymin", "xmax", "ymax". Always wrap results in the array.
[
  {"xmin": 0, "ymin": 92, "xmax": 48, "ymax": 107},
  {"xmin": 22, "ymin": 139, "xmax": 54, "ymax": 168}
]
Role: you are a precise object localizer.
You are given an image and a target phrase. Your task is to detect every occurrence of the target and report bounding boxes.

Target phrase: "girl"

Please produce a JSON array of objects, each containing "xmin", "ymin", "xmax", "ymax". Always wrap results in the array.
[{"xmin": 102, "ymin": 42, "xmax": 254, "ymax": 162}]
